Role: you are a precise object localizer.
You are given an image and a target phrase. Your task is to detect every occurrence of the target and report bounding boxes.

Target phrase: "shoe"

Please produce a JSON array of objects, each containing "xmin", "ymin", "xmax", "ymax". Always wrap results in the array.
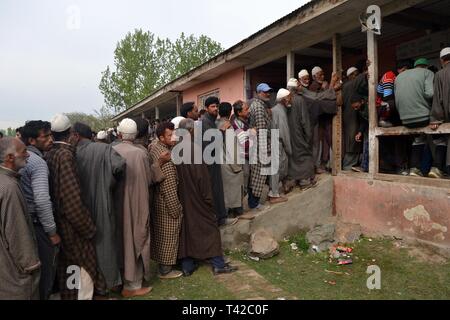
[
  {"xmin": 351, "ymin": 166, "xmax": 363, "ymax": 173},
  {"xmin": 268, "ymin": 196, "xmax": 288, "ymax": 205},
  {"xmin": 213, "ymin": 264, "xmax": 239, "ymax": 276},
  {"xmin": 315, "ymin": 167, "xmax": 326, "ymax": 174},
  {"xmin": 182, "ymin": 265, "xmax": 199, "ymax": 277},
  {"xmin": 219, "ymin": 218, "xmax": 239, "ymax": 227},
  {"xmin": 249, "ymin": 204, "xmax": 267, "ymax": 211},
  {"xmin": 409, "ymin": 168, "xmax": 424, "ymax": 177},
  {"xmin": 428, "ymin": 167, "xmax": 444, "ymax": 179},
  {"xmin": 158, "ymin": 270, "xmax": 183, "ymax": 280},
  {"xmin": 121, "ymin": 287, "xmax": 152, "ymax": 298}
]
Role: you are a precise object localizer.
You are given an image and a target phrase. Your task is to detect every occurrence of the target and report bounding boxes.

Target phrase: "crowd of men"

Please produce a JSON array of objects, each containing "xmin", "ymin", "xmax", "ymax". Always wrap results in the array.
[{"xmin": 1, "ymin": 47, "xmax": 449, "ymax": 300}]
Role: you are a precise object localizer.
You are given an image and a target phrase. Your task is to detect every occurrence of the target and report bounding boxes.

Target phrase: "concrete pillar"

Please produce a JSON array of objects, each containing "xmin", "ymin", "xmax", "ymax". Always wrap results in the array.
[
  {"xmin": 286, "ymin": 51, "xmax": 295, "ymax": 84},
  {"xmin": 332, "ymin": 33, "xmax": 342, "ymax": 176},
  {"xmin": 367, "ymin": 30, "xmax": 379, "ymax": 176}
]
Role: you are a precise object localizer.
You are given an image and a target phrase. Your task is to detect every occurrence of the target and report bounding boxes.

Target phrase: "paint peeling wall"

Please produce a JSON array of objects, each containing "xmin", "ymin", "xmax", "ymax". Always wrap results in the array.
[{"xmin": 334, "ymin": 176, "xmax": 450, "ymax": 246}]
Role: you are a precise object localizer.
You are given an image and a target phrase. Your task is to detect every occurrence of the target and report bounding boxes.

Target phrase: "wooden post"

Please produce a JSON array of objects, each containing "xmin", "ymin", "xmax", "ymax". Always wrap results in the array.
[
  {"xmin": 176, "ymin": 94, "xmax": 182, "ymax": 116},
  {"xmin": 286, "ymin": 51, "xmax": 295, "ymax": 84},
  {"xmin": 155, "ymin": 106, "xmax": 160, "ymax": 120},
  {"xmin": 332, "ymin": 33, "xmax": 342, "ymax": 176},
  {"xmin": 367, "ymin": 30, "xmax": 379, "ymax": 177}
]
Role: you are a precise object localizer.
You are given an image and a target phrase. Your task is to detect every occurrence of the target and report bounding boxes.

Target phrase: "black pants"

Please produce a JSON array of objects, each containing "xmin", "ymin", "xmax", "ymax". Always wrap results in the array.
[{"xmin": 34, "ymin": 224, "xmax": 59, "ymax": 300}]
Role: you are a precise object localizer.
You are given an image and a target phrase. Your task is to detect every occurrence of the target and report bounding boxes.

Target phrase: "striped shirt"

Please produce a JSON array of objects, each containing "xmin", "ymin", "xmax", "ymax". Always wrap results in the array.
[{"xmin": 19, "ymin": 145, "xmax": 56, "ymax": 235}]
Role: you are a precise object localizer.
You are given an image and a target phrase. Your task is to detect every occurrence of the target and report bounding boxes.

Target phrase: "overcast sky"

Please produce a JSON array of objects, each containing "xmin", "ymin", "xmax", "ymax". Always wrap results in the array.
[{"xmin": 0, "ymin": 0, "xmax": 309, "ymax": 130}]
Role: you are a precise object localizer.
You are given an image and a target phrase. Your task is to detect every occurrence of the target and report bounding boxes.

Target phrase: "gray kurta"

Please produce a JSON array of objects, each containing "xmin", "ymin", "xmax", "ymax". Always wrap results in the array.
[
  {"xmin": 288, "ymin": 90, "xmax": 337, "ymax": 181},
  {"xmin": 271, "ymin": 103, "xmax": 292, "ymax": 179},
  {"xmin": 113, "ymin": 141, "xmax": 164, "ymax": 283},
  {"xmin": 217, "ymin": 118, "xmax": 244, "ymax": 209},
  {"xmin": 0, "ymin": 166, "xmax": 40, "ymax": 300},
  {"xmin": 431, "ymin": 63, "xmax": 450, "ymax": 166},
  {"xmin": 76, "ymin": 139, "xmax": 126, "ymax": 289}
]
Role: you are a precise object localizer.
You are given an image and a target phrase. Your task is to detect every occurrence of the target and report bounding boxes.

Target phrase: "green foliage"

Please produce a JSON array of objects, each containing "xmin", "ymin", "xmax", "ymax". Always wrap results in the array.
[
  {"xmin": 289, "ymin": 232, "xmax": 310, "ymax": 253},
  {"xmin": 99, "ymin": 29, "xmax": 223, "ymax": 114},
  {"xmin": 65, "ymin": 112, "xmax": 110, "ymax": 132}
]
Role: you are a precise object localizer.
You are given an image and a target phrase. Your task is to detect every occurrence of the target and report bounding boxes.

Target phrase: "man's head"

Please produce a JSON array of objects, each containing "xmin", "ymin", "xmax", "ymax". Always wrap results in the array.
[
  {"xmin": 156, "ymin": 122, "xmax": 175, "ymax": 147},
  {"xmin": 15, "ymin": 127, "xmax": 23, "ymax": 139},
  {"xmin": 256, "ymin": 83, "xmax": 273, "ymax": 102},
  {"xmin": 276, "ymin": 88, "xmax": 292, "ymax": 107},
  {"xmin": 350, "ymin": 93, "xmax": 365, "ymax": 110},
  {"xmin": 0, "ymin": 137, "xmax": 29, "ymax": 171},
  {"xmin": 219, "ymin": 102, "xmax": 233, "ymax": 119},
  {"xmin": 135, "ymin": 118, "xmax": 149, "ymax": 140},
  {"xmin": 21, "ymin": 121, "xmax": 53, "ymax": 152},
  {"xmin": 414, "ymin": 58, "xmax": 429, "ymax": 69},
  {"xmin": 179, "ymin": 118, "xmax": 195, "ymax": 135},
  {"xmin": 287, "ymin": 78, "xmax": 299, "ymax": 92},
  {"xmin": 312, "ymin": 66, "xmax": 324, "ymax": 83},
  {"xmin": 396, "ymin": 60, "xmax": 412, "ymax": 74},
  {"xmin": 96, "ymin": 130, "xmax": 108, "ymax": 143},
  {"xmin": 181, "ymin": 102, "xmax": 199, "ymax": 120},
  {"xmin": 72, "ymin": 122, "xmax": 93, "ymax": 146},
  {"xmin": 298, "ymin": 70, "xmax": 310, "ymax": 88},
  {"xmin": 50, "ymin": 114, "xmax": 73, "ymax": 144},
  {"xmin": 117, "ymin": 118, "xmax": 138, "ymax": 141},
  {"xmin": 440, "ymin": 47, "xmax": 450, "ymax": 67},
  {"xmin": 0, "ymin": 131, "xmax": 3, "ymax": 140},
  {"xmin": 233, "ymin": 100, "xmax": 250, "ymax": 120},
  {"xmin": 204, "ymin": 96, "xmax": 220, "ymax": 118},
  {"xmin": 346, "ymin": 67, "xmax": 359, "ymax": 80}
]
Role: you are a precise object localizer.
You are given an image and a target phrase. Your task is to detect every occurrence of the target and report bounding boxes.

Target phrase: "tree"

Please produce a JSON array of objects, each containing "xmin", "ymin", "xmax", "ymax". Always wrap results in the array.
[
  {"xmin": 65, "ymin": 112, "xmax": 105, "ymax": 133},
  {"xmin": 99, "ymin": 29, "xmax": 223, "ymax": 114}
]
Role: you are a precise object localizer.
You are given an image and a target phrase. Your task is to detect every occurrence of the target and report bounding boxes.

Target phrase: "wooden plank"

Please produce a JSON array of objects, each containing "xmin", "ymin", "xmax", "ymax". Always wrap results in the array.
[
  {"xmin": 332, "ymin": 33, "xmax": 343, "ymax": 176},
  {"xmin": 286, "ymin": 51, "xmax": 295, "ymax": 84},
  {"xmin": 375, "ymin": 123, "xmax": 450, "ymax": 136},
  {"xmin": 367, "ymin": 30, "xmax": 379, "ymax": 177}
]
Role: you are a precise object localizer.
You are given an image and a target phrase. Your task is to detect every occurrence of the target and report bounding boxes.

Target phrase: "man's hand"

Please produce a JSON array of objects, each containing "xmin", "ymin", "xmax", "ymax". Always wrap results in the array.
[
  {"xmin": 430, "ymin": 123, "xmax": 441, "ymax": 131},
  {"xmin": 158, "ymin": 151, "xmax": 171, "ymax": 166},
  {"xmin": 355, "ymin": 132, "xmax": 363, "ymax": 143},
  {"xmin": 49, "ymin": 234, "xmax": 61, "ymax": 246}
]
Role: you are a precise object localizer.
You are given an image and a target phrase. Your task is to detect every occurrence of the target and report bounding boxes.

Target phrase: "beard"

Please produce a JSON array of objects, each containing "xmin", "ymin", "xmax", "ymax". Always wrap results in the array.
[{"xmin": 14, "ymin": 157, "xmax": 27, "ymax": 170}]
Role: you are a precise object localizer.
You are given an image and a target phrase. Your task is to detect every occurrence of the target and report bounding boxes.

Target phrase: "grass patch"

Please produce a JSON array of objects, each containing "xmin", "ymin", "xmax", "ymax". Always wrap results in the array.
[{"xmin": 231, "ymin": 237, "xmax": 450, "ymax": 300}]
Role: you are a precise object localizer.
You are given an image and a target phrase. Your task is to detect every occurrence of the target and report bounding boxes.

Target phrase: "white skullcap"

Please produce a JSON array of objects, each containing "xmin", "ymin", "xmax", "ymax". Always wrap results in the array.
[
  {"xmin": 347, "ymin": 67, "xmax": 358, "ymax": 77},
  {"xmin": 171, "ymin": 116, "xmax": 186, "ymax": 130},
  {"xmin": 287, "ymin": 78, "xmax": 299, "ymax": 88},
  {"xmin": 276, "ymin": 88, "xmax": 291, "ymax": 101},
  {"xmin": 298, "ymin": 69, "xmax": 309, "ymax": 78},
  {"xmin": 440, "ymin": 47, "xmax": 450, "ymax": 58},
  {"xmin": 117, "ymin": 118, "xmax": 137, "ymax": 134},
  {"xmin": 97, "ymin": 131, "xmax": 107, "ymax": 140},
  {"xmin": 50, "ymin": 114, "xmax": 71, "ymax": 133},
  {"xmin": 311, "ymin": 66, "xmax": 323, "ymax": 77}
]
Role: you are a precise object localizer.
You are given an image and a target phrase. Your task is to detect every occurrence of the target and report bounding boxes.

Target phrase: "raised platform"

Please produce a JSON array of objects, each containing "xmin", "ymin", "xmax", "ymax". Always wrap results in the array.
[{"xmin": 220, "ymin": 175, "xmax": 334, "ymax": 251}]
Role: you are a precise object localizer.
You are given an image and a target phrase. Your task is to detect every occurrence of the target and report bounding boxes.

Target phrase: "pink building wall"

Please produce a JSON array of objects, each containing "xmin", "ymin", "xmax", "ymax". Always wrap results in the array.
[
  {"xmin": 182, "ymin": 67, "xmax": 245, "ymax": 106},
  {"xmin": 334, "ymin": 176, "xmax": 450, "ymax": 247}
]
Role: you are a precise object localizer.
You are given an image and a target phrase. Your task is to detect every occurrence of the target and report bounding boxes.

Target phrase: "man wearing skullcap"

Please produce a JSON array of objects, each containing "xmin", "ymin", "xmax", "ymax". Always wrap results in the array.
[
  {"xmin": 269, "ymin": 89, "xmax": 292, "ymax": 203},
  {"xmin": 113, "ymin": 118, "xmax": 170, "ymax": 296},
  {"xmin": 298, "ymin": 70, "xmax": 310, "ymax": 88},
  {"xmin": 45, "ymin": 114, "xmax": 104, "ymax": 300}
]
